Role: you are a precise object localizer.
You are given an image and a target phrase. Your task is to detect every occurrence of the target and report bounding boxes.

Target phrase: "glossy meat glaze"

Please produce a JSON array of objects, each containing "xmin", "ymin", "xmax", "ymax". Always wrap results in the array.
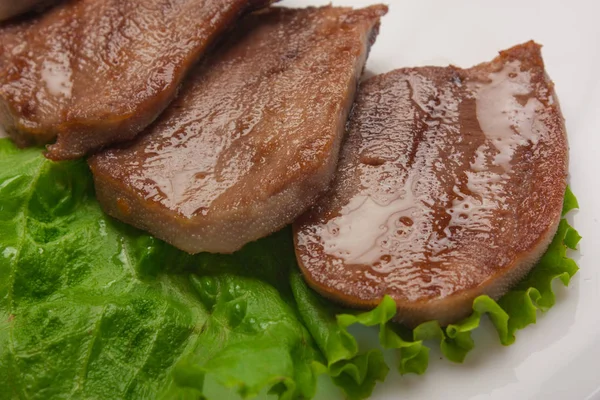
[
  {"xmin": 89, "ymin": 5, "xmax": 387, "ymax": 254},
  {"xmin": 0, "ymin": 0, "xmax": 271, "ymax": 159},
  {"xmin": 294, "ymin": 42, "xmax": 568, "ymax": 326}
]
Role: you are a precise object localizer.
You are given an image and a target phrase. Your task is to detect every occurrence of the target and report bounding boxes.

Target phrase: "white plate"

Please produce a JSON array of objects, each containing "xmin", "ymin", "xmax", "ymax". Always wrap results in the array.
[
  {"xmin": 2, "ymin": 1, "xmax": 598, "ymax": 399},
  {"xmin": 280, "ymin": 0, "xmax": 599, "ymax": 399}
]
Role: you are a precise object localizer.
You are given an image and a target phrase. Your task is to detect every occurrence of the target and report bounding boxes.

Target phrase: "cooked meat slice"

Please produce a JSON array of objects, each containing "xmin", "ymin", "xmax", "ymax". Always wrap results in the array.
[
  {"xmin": 0, "ymin": 0, "xmax": 57, "ymax": 21},
  {"xmin": 88, "ymin": 5, "xmax": 388, "ymax": 254},
  {"xmin": 0, "ymin": 0, "xmax": 272, "ymax": 160},
  {"xmin": 294, "ymin": 41, "xmax": 568, "ymax": 327}
]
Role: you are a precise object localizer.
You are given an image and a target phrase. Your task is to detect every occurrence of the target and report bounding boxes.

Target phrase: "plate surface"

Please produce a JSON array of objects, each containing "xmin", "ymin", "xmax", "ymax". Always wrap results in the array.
[
  {"xmin": 280, "ymin": 0, "xmax": 598, "ymax": 399},
  {"xmin": 2, "ymin": 1, "xmax": 598, "ymax": 399}
]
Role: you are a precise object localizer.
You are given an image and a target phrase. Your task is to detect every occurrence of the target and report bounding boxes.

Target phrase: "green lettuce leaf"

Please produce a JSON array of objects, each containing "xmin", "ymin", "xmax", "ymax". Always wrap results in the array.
[
  {"xmin": 0, "ymin": 139, "xmax": 390, "ymax": 399},
  {"xmin": 290, "ymin": 272, "xmax": 388, "ymax": 400},
  {"xmin": 0, "ymin": 138, "xmax": 581, "ymax": 399},
  {"xmin": 562, "ymin": 185, "xmax": 579, "ymax": 216},
  {"xmin": 187, "ymin": 230, "xmax": 391, "ymax": 399},
  {"xmin": 0, "ymin": 140, "xmax": 320, "ymax": 399},
  {"xmin": 335, "ymin": 187, "xmax": 580, "ymax": 374}
]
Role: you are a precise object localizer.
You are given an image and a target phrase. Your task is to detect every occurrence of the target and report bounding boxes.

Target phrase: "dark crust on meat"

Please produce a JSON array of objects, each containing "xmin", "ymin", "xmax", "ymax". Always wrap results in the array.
[
  {"xmin": 0, "ymin": 0, "xmax": 59, "ymax": 22},
  {"xmin": 294, "ymin": 41, "xmax": 569, "ymax": 327}
]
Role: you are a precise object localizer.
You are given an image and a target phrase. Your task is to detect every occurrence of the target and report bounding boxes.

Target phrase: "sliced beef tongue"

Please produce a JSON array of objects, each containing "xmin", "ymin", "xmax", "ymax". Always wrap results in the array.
[
  {"xmin": 0, "ymin": 0, "xmax": 273, "ymax": 160},
  {"xmin": 294, "ymin": 41, "xmax": 569, "ymax": 327},
  {"xmin": 89, "ymin": 5, "xmax": 388, "ymax": 254}
]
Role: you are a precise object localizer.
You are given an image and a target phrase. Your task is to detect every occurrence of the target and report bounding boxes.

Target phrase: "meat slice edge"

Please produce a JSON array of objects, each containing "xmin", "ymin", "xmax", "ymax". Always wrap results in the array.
[
  {"xmin": 0, "ymin": 0, "xmax": 273, "ymax": 160},
  {"xmin": 293, "ymin": 41, "xmax": 569, "ymax": 327},
  {"xmin": 89, "ymin": 5, "xmax": 388, "ymax": 254}
]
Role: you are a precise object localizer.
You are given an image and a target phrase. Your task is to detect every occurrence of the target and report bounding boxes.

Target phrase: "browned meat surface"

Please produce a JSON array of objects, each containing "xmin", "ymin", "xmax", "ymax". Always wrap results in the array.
[
  {"xmin": 89, "ymin": 5, "xmax": 388, "ymax": 254},
  {"xmin": 294, "ymin": 42, "xmax": 568, "ymax": 327},
  {"xmin": 0, "ymin": 0, "xmax": 272, "ymax": 160},
  {"xmin": 0, "ymin": 0, "xmax": 58, "ymax": 21}
]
